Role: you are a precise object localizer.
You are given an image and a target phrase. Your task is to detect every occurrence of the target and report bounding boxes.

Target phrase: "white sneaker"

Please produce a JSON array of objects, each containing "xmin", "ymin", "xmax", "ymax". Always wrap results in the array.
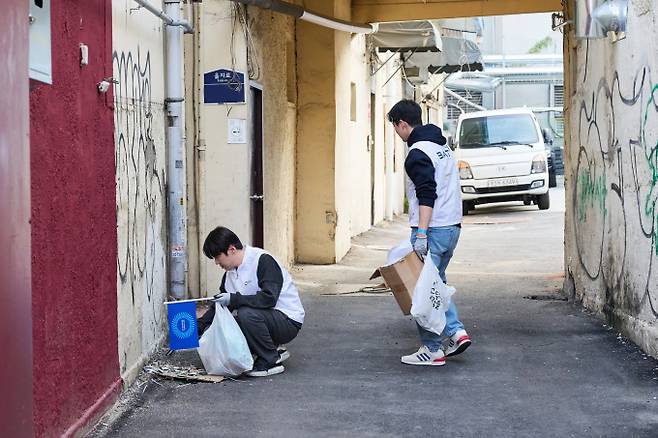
[
  {"xmin": 276, "ymin": 348, "xmax": 290, "ymax": 365},
  {"xmin": 246, "ymin": 364, "xmax": 285, "ymax": 377},
  {"xmin": 444, "ymin": 329, "xmax": 471, "ymax": 357},
  {"xmin": 401, "ymin": 345, "xmax": 446, "ymax": 366}
]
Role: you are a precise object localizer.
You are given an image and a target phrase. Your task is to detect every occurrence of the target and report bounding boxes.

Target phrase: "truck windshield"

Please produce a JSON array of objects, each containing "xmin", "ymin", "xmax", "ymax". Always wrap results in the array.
[{"xmin": 459, "ymin": 114, "xmax": 539, "ymax": 148}]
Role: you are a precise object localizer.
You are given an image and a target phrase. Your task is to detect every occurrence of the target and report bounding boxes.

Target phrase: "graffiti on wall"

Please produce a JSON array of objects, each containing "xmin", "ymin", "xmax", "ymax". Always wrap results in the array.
[
  {"xmin": 574, "ymin": 54, "xmax": 658, "ymax": 317},
  {"xmin": 113, "ymin": 46, "xmax": 166, "ymax": 350}
]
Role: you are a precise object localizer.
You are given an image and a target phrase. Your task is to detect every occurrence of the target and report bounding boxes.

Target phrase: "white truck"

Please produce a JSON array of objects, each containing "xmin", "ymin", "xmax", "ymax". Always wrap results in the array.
[{"xmin": 452, "ymin": 108, "xmax": 550, "ymax": 214}]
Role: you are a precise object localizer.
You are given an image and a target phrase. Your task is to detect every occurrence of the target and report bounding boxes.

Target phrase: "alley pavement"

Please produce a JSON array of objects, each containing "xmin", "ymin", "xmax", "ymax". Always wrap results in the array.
[{"xmin": 95, "ymin": 182, "xmax": 658, "ymax": 437}]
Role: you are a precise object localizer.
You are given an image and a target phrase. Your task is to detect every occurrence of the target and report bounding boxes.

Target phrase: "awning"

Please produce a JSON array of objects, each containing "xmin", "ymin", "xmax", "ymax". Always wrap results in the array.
[
  {"xmin": 371, "ymin": 21, "xmax": 441, "ymax": 51},
  {"xmin": 371, "ymin": 20, "xmax": 483, "ymax": 76},
  {"xmin": 403, "ymin": 38, "xmax": 483, "ymax": 75},
  {"xmin": 427, "ymin": 37, "xmax": 483, "ymax": 74},
  {"xmin": 445, "ymin": 73, "xmax": 502, "ymax": 92}
]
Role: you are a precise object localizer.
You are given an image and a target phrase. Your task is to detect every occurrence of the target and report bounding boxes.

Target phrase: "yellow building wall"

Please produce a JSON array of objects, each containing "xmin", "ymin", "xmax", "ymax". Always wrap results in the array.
[
  {"xmin": 249, "ymin": 8, "xmax": 298, "ymax": 265},
  {"xmin": 189, "ymin": 1, "xmax": 414, "ymax": 269},
  {"xmin": 297, "ymin": 0, "xmax": 410, "ymax": 263},
  {"xmin": 296, "ymin": 5, "xmax": 339, "ymax": 263},
  {"xmin": 187, "ymin": 2, "xmax": 297, "ymax": 294}
]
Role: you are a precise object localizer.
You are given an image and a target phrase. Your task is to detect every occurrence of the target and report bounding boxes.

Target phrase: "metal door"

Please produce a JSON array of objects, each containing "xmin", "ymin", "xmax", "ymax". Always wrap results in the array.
[{"xmin": 250, "ymin": 86, "xmax": 264, "ymax": 248}]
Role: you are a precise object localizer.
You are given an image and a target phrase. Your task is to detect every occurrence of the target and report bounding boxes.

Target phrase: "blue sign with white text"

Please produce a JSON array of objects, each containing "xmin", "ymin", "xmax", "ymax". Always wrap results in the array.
[
  {"xmin": 204, "ymin": 69, "xmax": 245, "ymax": 104},
  {"xmin": 167, "ymin": 301, "xmax": 199, "ymax": 350}
]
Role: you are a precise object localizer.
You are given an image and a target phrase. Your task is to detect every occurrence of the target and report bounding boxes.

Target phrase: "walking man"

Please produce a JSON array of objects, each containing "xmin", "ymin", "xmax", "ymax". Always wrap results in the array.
[
  {"xmin": 388, "ymin": 99, "xmax": 471, "ymax": 366},
  {"xmin": 198, "ymin": 226, "xmax": 305, "ymax": 377}
]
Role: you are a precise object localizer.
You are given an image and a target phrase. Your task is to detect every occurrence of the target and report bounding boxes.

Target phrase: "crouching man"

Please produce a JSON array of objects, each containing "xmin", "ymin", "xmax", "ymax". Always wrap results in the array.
[{"xmin": 197, "ymin": 226, "xmax": 305, "ymax": 377}]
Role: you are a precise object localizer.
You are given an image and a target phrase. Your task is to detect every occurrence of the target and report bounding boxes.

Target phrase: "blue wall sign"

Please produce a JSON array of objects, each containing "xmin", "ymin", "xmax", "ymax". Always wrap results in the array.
[
  {"xmin": 167, "ymin": 301, "xmax": 199, "ymax": 350},
  {"xmin": 204, "ymin": 69, "xmax": 246, "ymax": 104}
]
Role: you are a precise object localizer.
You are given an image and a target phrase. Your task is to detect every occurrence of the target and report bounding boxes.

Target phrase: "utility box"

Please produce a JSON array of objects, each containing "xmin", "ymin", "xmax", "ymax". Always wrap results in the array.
[{"xmin": 29, "ymin": 0, "xmax": 52, "ymax": 84}]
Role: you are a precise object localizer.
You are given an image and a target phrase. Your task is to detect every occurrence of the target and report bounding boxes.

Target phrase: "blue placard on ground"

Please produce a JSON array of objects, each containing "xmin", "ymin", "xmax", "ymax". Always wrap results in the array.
[
  {"xmin": 204, "ymin": 69, "xmax": 245, "ymax": 104},
  {"xmin": 167, "ymin": 301, "xmax": 199, "ymax": 350}
]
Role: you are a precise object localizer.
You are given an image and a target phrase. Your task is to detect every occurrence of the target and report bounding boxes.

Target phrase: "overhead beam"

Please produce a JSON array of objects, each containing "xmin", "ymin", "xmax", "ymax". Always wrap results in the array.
[{"xmin": 352, "ymin": 0, "xmax": 563, "ymax": 23}]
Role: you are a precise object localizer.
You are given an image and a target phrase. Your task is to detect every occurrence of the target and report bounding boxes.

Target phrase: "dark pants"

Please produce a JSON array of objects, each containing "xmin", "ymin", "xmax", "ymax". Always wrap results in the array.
[
  {"xmin": 236, "ymin": 307, "xmax": 300, "ymax": 368},
  {"xmin": 198, "ymin": 306, "xmax": 300, "ymax": 368}
]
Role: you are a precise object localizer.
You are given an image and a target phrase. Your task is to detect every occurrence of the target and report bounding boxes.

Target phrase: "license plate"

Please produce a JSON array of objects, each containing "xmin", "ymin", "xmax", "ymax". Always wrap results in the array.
[{"xmin": 486, "ymin": 178, "xmax": 518, "ymax": 187}]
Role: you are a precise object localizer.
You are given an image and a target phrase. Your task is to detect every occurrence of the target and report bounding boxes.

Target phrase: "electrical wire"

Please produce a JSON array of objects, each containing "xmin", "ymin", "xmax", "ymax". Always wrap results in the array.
[{"xmin": 234, "ymin": 3, "xmax": 261, "ymax": 81}]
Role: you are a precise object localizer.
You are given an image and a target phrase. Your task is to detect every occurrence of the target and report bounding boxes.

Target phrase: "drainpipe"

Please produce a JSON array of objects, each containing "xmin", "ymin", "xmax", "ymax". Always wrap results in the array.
[
  {"xmin": 230, "ymin": 0, "xmax": 375, "ymax": 34},
  {"xmin": 133, "ymin": 0, "xmax": 194, "ymax": 33},
  {"xmin": 164, "ymin": 0, "xmax": 187, "ymax": 299},
  {"xmin": 133, "ymin": 0, "xmax": 191, "ymax": 299}
]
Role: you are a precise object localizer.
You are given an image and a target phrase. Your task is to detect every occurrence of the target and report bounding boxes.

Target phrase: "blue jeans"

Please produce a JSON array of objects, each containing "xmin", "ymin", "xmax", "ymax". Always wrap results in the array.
[{"xmin": 411, "ymin": 225, "xmax": 464, "ymax": 352}]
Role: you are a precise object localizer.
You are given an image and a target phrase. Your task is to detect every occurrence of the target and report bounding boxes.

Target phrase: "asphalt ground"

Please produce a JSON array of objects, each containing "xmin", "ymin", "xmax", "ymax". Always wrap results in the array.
[{"xmin": 93, "ymin": 183, "xmax": 658, "ymax": 437}]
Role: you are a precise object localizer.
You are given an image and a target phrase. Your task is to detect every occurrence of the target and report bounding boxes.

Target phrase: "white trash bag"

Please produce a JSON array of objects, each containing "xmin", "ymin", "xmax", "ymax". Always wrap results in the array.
[
  {"xmin": 197, "ymin": 303, "xmax": 253, "ymax": 376},
  {"xmin": 410, "ymin": 252, "xmax": 456, "ymax": 335},
  {"xmin": 387, "ymin": 239, "xmax": 413, "ymax": 264}
]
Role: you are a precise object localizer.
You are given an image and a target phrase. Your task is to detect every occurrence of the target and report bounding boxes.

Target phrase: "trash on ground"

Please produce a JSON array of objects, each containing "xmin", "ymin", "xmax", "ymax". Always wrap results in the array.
[{"xmin": 144, "ymin": 362, "xmax": 225, "ymax": 383}]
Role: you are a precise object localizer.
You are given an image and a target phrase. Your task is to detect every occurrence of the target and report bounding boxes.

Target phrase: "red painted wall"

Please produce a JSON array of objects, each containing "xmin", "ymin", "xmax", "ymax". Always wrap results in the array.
[
  {"xmin": 0, "ymin": 0, "xmax": 33, "ymax": 436},
  {"xmin": 29, "ymin": 1, "xmax": 120, "ymax": 436}
]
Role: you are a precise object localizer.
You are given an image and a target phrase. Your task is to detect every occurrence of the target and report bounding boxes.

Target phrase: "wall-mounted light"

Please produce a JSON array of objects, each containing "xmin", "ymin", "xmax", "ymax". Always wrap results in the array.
[
  {"xmin": 98, "ymin": 77, "xmax": 119, "ymax": 93},
  {"xmin": 576, "ymin": 0, "xmax": 628, "ymax": 41}
]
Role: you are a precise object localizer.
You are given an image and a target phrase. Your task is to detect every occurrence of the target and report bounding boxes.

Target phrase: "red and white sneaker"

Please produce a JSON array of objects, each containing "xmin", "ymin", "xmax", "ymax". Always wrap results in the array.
[
  {"xmin": 445, "ymin": 329, "xmax": 471, "ymax": 357},
  {"xmin": 401, "ymin": 345, "xmax": 446, "ymax": 366}
]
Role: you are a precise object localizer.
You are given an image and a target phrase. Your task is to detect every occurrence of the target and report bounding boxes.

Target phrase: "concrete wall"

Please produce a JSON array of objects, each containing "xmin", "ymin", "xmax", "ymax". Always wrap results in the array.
[
  {"xmin": 297, "ymin": 1, "xmax": 406, "ymax": 263},
  {"xmin": 190, "ymin": 2, "xmax": 407, "ymax": 270},
  {"xmin": 29, "ymin": 1, "xmax": 121, "ymax": 436},
  {"xmin": 564, "ymin": 0, "xmax": 658, "ymax": 357},
  {"xmin": 296, "ymin": 2, "xmax": 339, "ymax": 263},
  {"xmin": 190, "ymin": 2, "xmax": 297, "ymax": 293},
  {"xmin": 377, "ymin": 54, "xmax": 407, "ymax": 221},
  {"xmin": 0, "ymin": 1, "xmax": 32, "ymax": 436},
  {"xmin": 112, "ymin": 1, "xmax": 168, "ymax": 384},
  {"xmin": 249, "ymin": 8, "xmax": 297, "ymax": 264},
  {"xmin": 336, "ymin": 33, "xmax": 373, "ymax": 254}
]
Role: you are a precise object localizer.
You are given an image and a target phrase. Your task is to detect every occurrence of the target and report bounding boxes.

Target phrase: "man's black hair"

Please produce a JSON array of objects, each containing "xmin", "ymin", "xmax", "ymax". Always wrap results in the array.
[
  {"xmin": 387, "ymin": 99, "xmax": 422, "ymax": 126},
  {"xmin": 203, "ymin": 226, "xmax": 243, "ymax": 259}
]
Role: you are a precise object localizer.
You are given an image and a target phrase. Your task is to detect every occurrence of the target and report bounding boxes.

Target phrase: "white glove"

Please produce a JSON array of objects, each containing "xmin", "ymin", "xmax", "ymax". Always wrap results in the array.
[
  {"xmin": 213, "ymin": 293, "xmax": 231, "ymax": 307},
  {"xmin": 413, "ymin": 235, "xmax": 428, "ymax": 257}
]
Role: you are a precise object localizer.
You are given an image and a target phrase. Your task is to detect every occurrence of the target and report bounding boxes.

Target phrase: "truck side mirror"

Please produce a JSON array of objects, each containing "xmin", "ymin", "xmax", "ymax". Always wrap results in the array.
[{"xmin": 541, "ymin": 128, "xmax": 554, "ymax": 146}]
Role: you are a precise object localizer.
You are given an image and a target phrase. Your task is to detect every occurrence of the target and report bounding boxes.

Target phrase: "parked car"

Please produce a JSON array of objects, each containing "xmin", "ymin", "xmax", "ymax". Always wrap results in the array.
[
  {"xmin": 542, "ymin": 128, "xmax": 558, "ymax": 188},
  {"xmin": 452, "ymin": 108, "xmax": 550, "ymax": 214}
]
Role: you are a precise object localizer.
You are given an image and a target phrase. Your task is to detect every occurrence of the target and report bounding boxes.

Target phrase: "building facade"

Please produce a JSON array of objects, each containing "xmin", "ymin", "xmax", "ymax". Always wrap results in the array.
[
  {"xmin": 11, "ymin": 0, "xmax": 658, "ymax": 436},
  {"xmin": 563, "ymin": 0, "xmax": 658, "ymax": 358}
]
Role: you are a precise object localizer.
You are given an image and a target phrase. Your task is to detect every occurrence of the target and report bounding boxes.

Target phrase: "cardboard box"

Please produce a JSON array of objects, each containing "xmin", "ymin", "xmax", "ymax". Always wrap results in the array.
[{"xmin": 370, "ymin": 251, "xmax": 423, "ymax": 315}]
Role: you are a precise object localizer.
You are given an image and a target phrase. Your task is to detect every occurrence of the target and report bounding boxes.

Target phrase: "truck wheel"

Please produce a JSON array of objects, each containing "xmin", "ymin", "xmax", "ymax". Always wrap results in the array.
[
  {"xmin": 463, "ymin": 201, "xmax": 474, "ymax": 215},
  {"xmin": 537, "ymin": 192, "xmax": 550, "ymax": 210}
]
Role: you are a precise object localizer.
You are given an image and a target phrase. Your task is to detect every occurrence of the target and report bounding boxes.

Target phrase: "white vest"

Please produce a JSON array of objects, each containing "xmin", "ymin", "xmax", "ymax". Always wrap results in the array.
[
  {"xmin": 406, "ymin": 141, "xmax": 463, "ymax": 228},
  {"xmin": 224, "ymin": 246, "xmax": 305, "ymax": 324}
]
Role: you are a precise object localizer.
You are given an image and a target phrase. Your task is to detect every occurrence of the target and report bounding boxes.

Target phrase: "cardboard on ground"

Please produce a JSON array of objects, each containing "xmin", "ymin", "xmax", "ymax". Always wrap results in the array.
[{"xmin": 370, "ymin": 251, "xmax": 423, "ymax": 315}]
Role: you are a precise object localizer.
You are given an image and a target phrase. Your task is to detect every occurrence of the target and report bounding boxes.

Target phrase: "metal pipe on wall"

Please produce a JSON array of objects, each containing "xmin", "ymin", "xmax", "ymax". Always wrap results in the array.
[
  {"xmin": 133, "ymin": 0, "xmax": 191, "ymax": 299},
  {"xmin": 133, "ymin": 0, "xmax": 194, "ymax": 33},
  {"xmin": 164, "ymin": 0, "xmax": 187, "ymax": 299},
  {"xmin": 230, "ymin": 0, "xmax": 375, "ymax": 34}
]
